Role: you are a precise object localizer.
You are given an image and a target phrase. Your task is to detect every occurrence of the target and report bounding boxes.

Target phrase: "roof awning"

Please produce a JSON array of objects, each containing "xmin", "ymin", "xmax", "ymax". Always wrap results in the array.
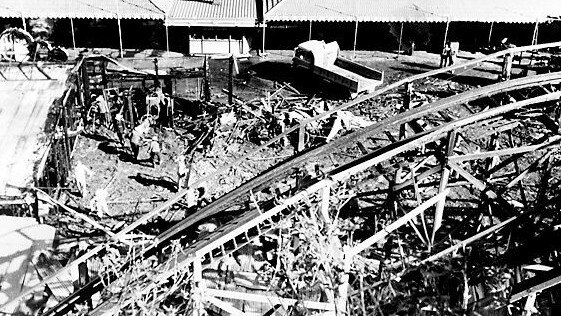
[
  {"xmin": 265, "ymin": 0, "xmax": 561, "ymax": 23},
  {"xmin": 165, "ymin": 0, "xmax": 281, "ymax": 27},
  {"xmin": 0, "ymin": 0, "xmax": 165, "ymax": 20}
]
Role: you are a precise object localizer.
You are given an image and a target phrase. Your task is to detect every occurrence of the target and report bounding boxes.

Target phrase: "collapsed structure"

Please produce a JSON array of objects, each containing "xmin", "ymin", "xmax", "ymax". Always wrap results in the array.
[{"xmin": 2, "ymin": 30, "xmax": 561, "ymax": 316}]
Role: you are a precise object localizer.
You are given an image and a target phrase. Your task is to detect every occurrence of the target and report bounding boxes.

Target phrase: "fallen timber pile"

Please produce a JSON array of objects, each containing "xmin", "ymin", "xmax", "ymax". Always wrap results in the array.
[
  {"xmin": 85, "ymin": 83, "xmax": 561, "ymax": 316},
  {"xmin": 5, "ymin": 41, "xmax": 561, "ymax": 316}
]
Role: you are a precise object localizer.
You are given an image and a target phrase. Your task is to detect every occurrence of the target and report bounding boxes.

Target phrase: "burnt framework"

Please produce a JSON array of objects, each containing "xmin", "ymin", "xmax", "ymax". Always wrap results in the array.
[{"xmin": 3, "ymin": 41, "xmax": 561, "ymax": 316}]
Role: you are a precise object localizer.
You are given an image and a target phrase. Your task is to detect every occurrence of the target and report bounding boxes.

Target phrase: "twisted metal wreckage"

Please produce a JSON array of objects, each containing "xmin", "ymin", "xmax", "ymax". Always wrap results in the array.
[{"xmin": 4, "ymin": 41, "xmax": 561, "ymax": 315}]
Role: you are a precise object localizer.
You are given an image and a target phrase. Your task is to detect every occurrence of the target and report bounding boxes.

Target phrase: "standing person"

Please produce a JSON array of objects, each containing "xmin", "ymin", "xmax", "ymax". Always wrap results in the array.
[
  {"xmin": 129, "ymin": 124, "xmax": 145, "ymax": 161},
  {"xmin": 440, "ymin": 42, "xmax": 452, "ymax": 68},
  {"xmin": 501, "ymin": 52, "xmax": 513, "ymax": 81},
  {"xmin": 176, "ymin": 154, "xmax": 187, "ymax": 191},
  {"xmin": 96, "ymin": 95, "xmax": 111, "ymax": 128},
  {"xmin": 147, "ymin": 136, "xmax": 161, "ymax": 168},
  {"xmin": 448, "ymin": 42, "xmax": 456, "ymax": 66},
  {"xmin": 75, "ymin": 161, "xmax": 94, "ymax": 197},
  {"xmin": 113, "ymin": 112, "xmax": 126, "ymax": 147}
]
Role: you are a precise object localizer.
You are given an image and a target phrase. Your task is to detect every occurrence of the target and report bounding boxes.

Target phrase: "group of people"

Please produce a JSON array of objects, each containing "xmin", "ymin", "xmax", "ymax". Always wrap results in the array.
[{"xmin": 88, "ymin": 87, "xmax": 168, "ymax": 168}]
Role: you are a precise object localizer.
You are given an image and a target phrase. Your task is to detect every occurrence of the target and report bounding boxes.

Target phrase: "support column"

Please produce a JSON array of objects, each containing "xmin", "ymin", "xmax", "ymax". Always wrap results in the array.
[
  {"xmin": 353, "ymin": 19, "xmax": 358, "ymax": 59},
  {"xmin": 308, "ymin": 20, "xmax": 312, "ymax": 40},
  {"xmin": 397, "ymin": 22, "xmax": 404, "ymax": 57},
  {"xmin": 320, "ymin": 184, "xmax": 331, "ymax": 222},
  {"xmin": 70, "ymin": 18, "xmax": 76, "ymax": 50},
  {"xmin": 442, "ymin": 18, "xmax": 450, "ymax": 47},
  {"xmin": 192, "ymin": 257, "xmax": 204, "ymax": 316},
  {"xmin": 487, "ymin": 21, "xmax": 494, "ymax": 45},
  {"xmin": 165, "ymin": 20, "xmax": 170, "ymax": 53},
  {"xmin": 117, "ymin": 18, "xmax": 124, "ymax": 58},
  {"xmin": 261, "ymin": 23, "xmax": 266, "ymax": 55},
  {"xmin": 531, "ymin": 20, "xmax": 539, "ymax": 45},
  {"xmin": 432, "ymin": 130, "xmax": 456, "ymax": 244},
  {"xmin": 116, "ymin": 0, "xmax": 123, "ymax": 58},
  {"xmin": 228, "ymin": 54, "xmax": 234, "ymax": 105}
]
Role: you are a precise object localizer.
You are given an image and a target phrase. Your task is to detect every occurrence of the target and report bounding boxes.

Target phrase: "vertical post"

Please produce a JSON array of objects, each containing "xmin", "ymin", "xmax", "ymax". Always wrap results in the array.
[
  {"xmin": 153, "ymin": 58, "xmax": 160, "ymax": 87},
  {"xmin": 297, "ymin": 126, "xmax": 306, "ymax": 152},
  {"xmin": 261, "ymin": 24, "xmax": 266, "ymax": 55},
  {"xmin": 531, "ymin": 20, "xmax": 539, "ymax": 45},
  {"xmin": 487, "ymin": 21, "xmax": 494, "ymax": 46},
  {"xmin": 228, "ymin": 34, "xmax": 231, "ymax": 54},
  {"xmin": 442, "ymin": 18, "xmax": 450, "ymax": 48},
  {"xmin": 432, "ymin": 130, "xmax": 456, "ymax": 244},
  {"xmin": 165, "ymin": 20, "xmax": 170, "ymax": 53},
  {"xmin": 397, "ymin": 22, "xmax": 404, "ymax": 57},
  {"xmin": 203, "ymin": 56, "xmax": 211, "ymax": 102},
  {"xmin": 70, "ymin": 18, "xmax": 76, "ymax": 50},
  {"xmin": 127, "ymin": 92, "xmax": 135, "ymax": 127},
  {"xmin": 63, "ymin": 99, "xmax": 72, "ymax": 169},
  {"xmin": 21, "ymin": 16, "xmax": 26, "ymax": 31},
  {"xmin": 116, "ymin": 0, "xmax": 124, "ymax": 58},
  {"xmin": 228, "ymin": 54, "xmax": 233, "ymax": 105},
  {"xmin": 192, "ymin": 258, "xmax": 203, "ymax": 316},
  {"xmin": 117, "ymin": 18, "xmax": 124, "ymax": 58},
  {"xmin": 320, "ymin": 184, "xmax": 331, "ymax": 222},
  {"xmin": 80, "ymin": 59, "xmax": 90, "ymax": 105},
  {"xmin": 78, "ymin": 262, "xmax": 92, "ymax": 309},
  {"xmin": 308, "ymin": 20, "xmax": 312, "ymax": 40},
  {"xmin": 353, "ymin": 18, "xmax": 358, "ymax": 59}
]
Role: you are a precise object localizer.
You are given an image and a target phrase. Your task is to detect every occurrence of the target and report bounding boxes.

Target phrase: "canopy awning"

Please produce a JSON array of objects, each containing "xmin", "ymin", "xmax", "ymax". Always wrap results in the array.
[{"xmin": 0, "ymin": 0, "xmax": 166, "ymax": 20}]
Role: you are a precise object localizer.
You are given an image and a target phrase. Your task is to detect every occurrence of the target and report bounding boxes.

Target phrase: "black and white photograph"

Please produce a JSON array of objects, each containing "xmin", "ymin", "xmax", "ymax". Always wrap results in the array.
[{"xmin": 0, "ymin": 0, "xmax": 561, "ymax": 315}]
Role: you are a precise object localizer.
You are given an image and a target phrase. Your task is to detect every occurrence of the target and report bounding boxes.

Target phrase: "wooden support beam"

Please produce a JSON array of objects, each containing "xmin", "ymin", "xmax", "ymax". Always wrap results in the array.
[
  {"xmin": 393, "ymin": 165, "xmax": 442, "ymax": 191},
  {"xmin": 433, "ymin": 130, "xmax": 457, "ymax": 239},
  {"xmin": 420, "ymin": 215, "xmax": 518, "ymax": 264},
  {"xmin": 507, "ymin": 131, "xmax": 528, "ymax": 208},
  {"xmin": 448, "ymin": 162, "xmax": 491, "ymax": 194},
  {"xmin": 449, "ymin": 137, "xmax": 561, "ymax": 162},
  {"xmin": 510, "ymin": 269, "xmax": 561, "ymax": 303},
  {"xmin": 349, "ymin": 189, "xmax": 449, "ymax": 257},
  {"xmin": 206, "ymin": 288, "xmax": 336, "ymax": 311},
  {"xmin": 298, "ymin": 126, "xmax": 306, "ymax": 152}
]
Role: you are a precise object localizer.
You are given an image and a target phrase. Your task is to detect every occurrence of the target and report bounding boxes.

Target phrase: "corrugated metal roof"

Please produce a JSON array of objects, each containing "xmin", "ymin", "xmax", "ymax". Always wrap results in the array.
[
  {"xmin": 166, "ymin": 0, "xmax": 283, "ymax": 27},
  {"xmin": 0, "ymin": 0, "xmax": 165, "ymax": 19},
  {"xmin": 266, "ymin": 0, "xmax": 561, "ymax": 23},
  {"xmin": 167, "ymin": 0, "xmax": 257, "ymax": 26}
]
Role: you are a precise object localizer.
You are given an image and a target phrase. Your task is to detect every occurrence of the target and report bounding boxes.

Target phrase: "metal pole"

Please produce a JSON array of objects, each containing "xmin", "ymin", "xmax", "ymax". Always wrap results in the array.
[
  {"xmin": 165, "ymin": 20, "xmax": 170, "ymax": 53},
  {"xmin": 308, "ymin": 20, "xmax": 312, "ymax": 40},
  {"xmin": 116, "ymin": 0, "xmax": 123, "ymax": 58},
  {"xmin": 70, "ymin": 18, "xmax": 76, "ymax": 50},
  {"xmin": 261, "ymin": 24, "xmax": 266, "ymax": 55},
  {"xmin": 442, "ymin": 18, "xmax": 450, "ymax": 48},
  {"xmin": 531, "ymin": 20, "xmax": 539, "ymax": 45},
  {"xmin": 353, "ymin": 19, "xmax": 358, "ymax": 59},
  {"xmin": 397, "ymin": 22, "xmax": 403, "ymax": 57},
  {"xmin": 21, "ymin": 15, "xmax": 26, "ymax": 31},
  {"xmin": 487, "ymin": 21, "xmax": 494, "ymax": 45}
]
